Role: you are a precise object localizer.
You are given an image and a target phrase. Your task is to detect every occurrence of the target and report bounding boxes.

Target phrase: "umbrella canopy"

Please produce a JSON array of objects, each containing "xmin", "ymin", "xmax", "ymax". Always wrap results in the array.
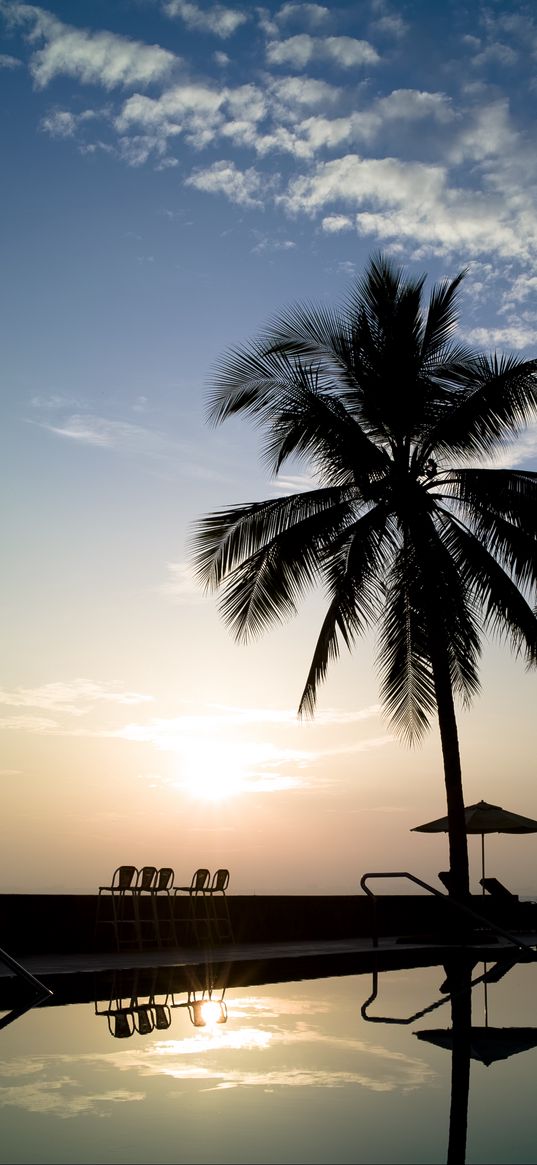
[
  {"xmin": 411, "ymin": 800, "xmax": 537, "ymax": 886},
  {"xmin": 415, "ymin": 1026, "xmax": 537, "ymax": 1067}
]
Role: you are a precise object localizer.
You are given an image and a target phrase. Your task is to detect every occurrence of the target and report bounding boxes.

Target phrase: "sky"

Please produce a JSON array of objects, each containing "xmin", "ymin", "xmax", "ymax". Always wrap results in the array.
[{"xmin": 1, "ymin": 0, "xmax": 536, "ymax": 897}]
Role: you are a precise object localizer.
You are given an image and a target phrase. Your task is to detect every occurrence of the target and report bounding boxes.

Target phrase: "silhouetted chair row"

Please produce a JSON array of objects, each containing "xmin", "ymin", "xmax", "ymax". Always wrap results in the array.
[
  {"xmin": 95, "ymin": 865, "xmax": 233, "ymax": 950},
  {"xmin": 95, "ymin": 865, "xmax": 177, "ymax": 950},
  {"xmin": 174, "ymin": 867, "xmax": 234, "ymax": 945}
]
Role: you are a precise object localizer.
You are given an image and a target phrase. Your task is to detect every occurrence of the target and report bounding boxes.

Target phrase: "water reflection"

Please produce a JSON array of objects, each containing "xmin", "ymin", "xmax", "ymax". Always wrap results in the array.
[
  {"xmin": 1, "ymin": 956, "xmax": 537, "ymax": 1161},
  {"xmin": 362, "ymin": 953, "xmax": 537, "ymax": 1164},
  {"xmin": 95, "ymin": 961, "xmax": 228, "ymax": 1039}
]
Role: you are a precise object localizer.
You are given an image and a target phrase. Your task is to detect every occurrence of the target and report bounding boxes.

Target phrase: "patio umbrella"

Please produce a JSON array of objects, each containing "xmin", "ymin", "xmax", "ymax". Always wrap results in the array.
[
  {"xmin": 415, "ymin": 1026, "xmax": 537, "ymax": 1067},
  {"xmin": 411, "ymin": 800, "xmax": 537, "ymax": 887}
]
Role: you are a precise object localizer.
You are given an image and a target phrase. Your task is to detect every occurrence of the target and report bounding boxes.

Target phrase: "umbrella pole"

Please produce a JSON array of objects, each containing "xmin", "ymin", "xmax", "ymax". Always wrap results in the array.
[{"xmin": 481, "ymin": 833, "xmax": 485, "ymax": 893}]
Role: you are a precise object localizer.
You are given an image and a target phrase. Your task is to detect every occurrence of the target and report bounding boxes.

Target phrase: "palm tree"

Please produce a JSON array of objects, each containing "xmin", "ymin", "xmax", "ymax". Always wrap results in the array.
[{"xmin": 192, "ymin": 255, "xmax": 537, "ymax": 898}]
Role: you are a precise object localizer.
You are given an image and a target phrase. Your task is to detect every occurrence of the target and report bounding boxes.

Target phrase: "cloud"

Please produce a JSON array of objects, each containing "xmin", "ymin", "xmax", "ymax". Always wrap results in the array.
[
  {"xmin": 0, "ymin": 715, "xmax": 59, "ymax": 733},
  {"xmin": 266, "ymin": 34, "xmax": 380, "ymax": 70},
  {"xmin": 35, "ymin": 413, "xmax": 182, "ymax": 457},
  {"xmin": 268, "ymin": 74, "xmax": 341, "ymax": 109},
  {"xmin": 185, "ymin": 159, "xmax": 267, "ymax": 207},
  {"xmin": 370, "ymin": 13, "xmax": 408, "ymax": 39},
  {"xmin": 0, "ymin": 680, "xmax": 154, "ymax": 716},
  {"xmin": 0, "ymin": 53, "xmax": 21, "ymax": 68},
  {"xmin": 115, "ymin": 83, "xmax": 227, "ymax": 153},
  {"xmin": 280, "ymin": 153, "xmax": 537, "ymax": 262},
  {"xmin": 251, "ymin": 235, "xmax": 296, "ymax": 254},
  {"xmin": 0, "ymin": 1079, "xmax": 144, "ymax": 1119},
  {"xmin": 321, "ymin": 214, "xmax": 353, "ymax": 232},
  {"xmin": 7, "ymin": 4, "xmax": 178, "ymax": 89},
  {"xmin": 163, "ymin": 0, "xmax": 247, "ymax": 38},
  {"xmin": 376, "ymin": 89, "xmax": 454, "ymax": 124},
  {"xmin": 470, "ymin": 41, "xmax": 517, "ymax": 68},
  {"xmin": 466, "ymin": 423, "xmax": 537, "ymax": 470},
  {"xmin": 463, "ymin": 324, "xmax": 537, "ymax": 350},
  {"xmin": 40, "ymin": 107, "xmax": 96, "ymax": 138},
  {"xmin": 277, "ymin": 4, "xmax": 330, "ymax": 28},
  {"xmin": 156, "ymin": 562, "xmax": 206, "ymax": 604}
]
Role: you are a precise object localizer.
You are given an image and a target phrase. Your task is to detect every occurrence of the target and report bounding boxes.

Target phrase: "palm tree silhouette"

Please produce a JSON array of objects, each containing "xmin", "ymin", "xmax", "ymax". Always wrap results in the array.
[{"xmin": 193, "ymin": 255, "xmax": 537, "ymax": 897}]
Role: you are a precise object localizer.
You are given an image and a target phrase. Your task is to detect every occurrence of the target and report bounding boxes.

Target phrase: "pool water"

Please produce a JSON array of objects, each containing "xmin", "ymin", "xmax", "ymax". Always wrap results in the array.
[{"xmin": 1, "ymin": 959, "xmax": 536, "ymax": 1164}]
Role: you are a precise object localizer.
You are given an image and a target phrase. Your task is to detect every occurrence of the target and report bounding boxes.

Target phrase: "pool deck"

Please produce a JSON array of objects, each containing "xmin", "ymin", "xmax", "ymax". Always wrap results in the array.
[{"xmin": 0, "ymin": 930, "xmax": 535, "ymax": 980}]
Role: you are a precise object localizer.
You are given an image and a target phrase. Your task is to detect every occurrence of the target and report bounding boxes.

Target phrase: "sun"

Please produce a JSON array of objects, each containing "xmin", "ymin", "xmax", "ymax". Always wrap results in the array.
[{"xmin": 178, "ymin": 739, "xmax": 248, "ymax": 802}]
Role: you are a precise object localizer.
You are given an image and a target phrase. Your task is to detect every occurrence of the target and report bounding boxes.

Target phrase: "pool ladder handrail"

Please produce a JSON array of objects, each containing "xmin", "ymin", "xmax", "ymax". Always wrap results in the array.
[
  {"xmin": 0, "ymin": 943, "xmax": 53, "ymax": 998},
  {"xmin": 360, "ymin": 870, "xmax": 537, "ymax": 956}
]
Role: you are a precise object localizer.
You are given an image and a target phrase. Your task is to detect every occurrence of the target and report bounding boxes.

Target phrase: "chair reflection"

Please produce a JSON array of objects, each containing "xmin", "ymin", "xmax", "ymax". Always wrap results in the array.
[{"xmin": 95, "ymin": 962, "xmax": 228, "ymax": 1039}]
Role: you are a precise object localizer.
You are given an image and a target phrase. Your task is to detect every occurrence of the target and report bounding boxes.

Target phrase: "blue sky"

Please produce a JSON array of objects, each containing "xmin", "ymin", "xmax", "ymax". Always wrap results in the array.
[{"xmin": 1, "ymin": 0, "xmax": 536, "ymax": 895}]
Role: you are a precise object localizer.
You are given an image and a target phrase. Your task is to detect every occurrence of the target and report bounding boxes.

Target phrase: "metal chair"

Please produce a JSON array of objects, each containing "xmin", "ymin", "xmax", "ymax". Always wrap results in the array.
[
  {"xmin": 207, "ymin": 868, "xmax": 234, "ymax": 942},
  {"xmin": 173, "ymin": 868, "xmax": 211, "ymax": 944},
  {"xmin": 107, "ymin": 1010, "xmax": 136, "ymax": 1039},
  {"xmin": 152, "ymin": 1000, "xmax": 173, "ymax": 1030},
  {"xmin": 132, "ymin": 865, "xmax": 159, "ymax": 947},
  {"xmin": 95, "ymin": 866, "xmax": 139, "ymax": 951},
  {"xmin": 150, "ymin": 867, "xmax": 177, "ymax": 947}
]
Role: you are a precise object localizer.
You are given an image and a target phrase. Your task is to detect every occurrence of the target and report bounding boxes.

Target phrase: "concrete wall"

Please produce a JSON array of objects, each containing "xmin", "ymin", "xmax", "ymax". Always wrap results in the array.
[{"xmin": 1, "ymin": 893, "xmax": 534, "ymax": 957}]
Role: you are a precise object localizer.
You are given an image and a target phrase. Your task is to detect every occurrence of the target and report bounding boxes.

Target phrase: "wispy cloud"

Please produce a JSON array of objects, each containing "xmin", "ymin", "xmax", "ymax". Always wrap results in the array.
[
  {"xmin": 34, "ymin": 413, "xmax": 179, "ymax": 456},
  {"xmin": 156, "ymin": 561, "xmax": 206, "ymax": 605},
  {"xmin": 0, "ymin": 680, "xmax": 154, "ymax": 716},
  {"xmin": 0, "ymin": 1079, "xmax": 144, "ymax": 1119},
  {"xmin": 0, "ymin": 52, "xmax": 21, "ymax": 68}
]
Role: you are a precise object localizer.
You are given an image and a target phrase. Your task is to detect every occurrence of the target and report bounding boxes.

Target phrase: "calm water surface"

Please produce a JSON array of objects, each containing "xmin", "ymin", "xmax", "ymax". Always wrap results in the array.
[{"xmin": 1, "ymin": 960, "xmax": 536, "ymax": 1164}]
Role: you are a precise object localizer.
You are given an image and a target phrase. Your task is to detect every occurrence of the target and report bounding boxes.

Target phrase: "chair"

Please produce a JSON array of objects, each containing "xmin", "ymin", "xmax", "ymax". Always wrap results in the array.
[
  {"xmin": 107, "ymin": 1011, "xmax": 135, "ymax": 1039},
  {"xmin": 187, "ymin": 992, "xmax": 228, "ymax": 1028},
  {"xmin": 150, "ymin": 867, "xmax": 177, "ymax": 947},
  {"xmin": 132, "ymin": 865, "xmax": 159, "ymax": 947},
  {"xmin": 152, "ymin": 1000, "xmax": 172, "ymax": 1030},
  {"xmin": 173, "ymin": 868, "xmax": 211, "ymax": 944},
  {"xmin": 207, "ymin": 868, "xmax": 234, "ymax": 943},
  {"xmin": 133, "ymin": 1004, "xmax": 155, "ymax": 1036},
  {"xmin": 95, "ymin": 866, "xmax": 139, "ymax": 951}
]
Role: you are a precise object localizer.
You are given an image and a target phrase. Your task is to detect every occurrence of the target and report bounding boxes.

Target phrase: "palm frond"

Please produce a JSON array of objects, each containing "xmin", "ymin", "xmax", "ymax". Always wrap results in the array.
[
  {"xmin": 191, "ymin": 488, "xmax": 353, "ymax": 590},
  {"xmin": 298, "ymin": 506, "xmax": 393, "ymax": 716},
  {"xmin": 258, "ymin": 360, "xmax": 390, "ymax": 485},
  {"xmin": 377, "ymin": 574, "xmax": 437, "ymax": 743},
  {"xmin": 420, "ymin": 270, "xmax": 467, "ymax": 362},
  {"xmin": 434, "ymin": 510, "xmax": 537, "ymax": 666},
  {"xmin": 425, "ymin": 354, "xmax": 537, "ymax": 462}
]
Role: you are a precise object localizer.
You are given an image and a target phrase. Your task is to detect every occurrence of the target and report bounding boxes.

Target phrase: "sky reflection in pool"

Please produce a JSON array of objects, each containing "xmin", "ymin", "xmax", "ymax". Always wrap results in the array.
[{"xmin": 1, "ymin": 961, "xmax": 536, "ymax": 1164}]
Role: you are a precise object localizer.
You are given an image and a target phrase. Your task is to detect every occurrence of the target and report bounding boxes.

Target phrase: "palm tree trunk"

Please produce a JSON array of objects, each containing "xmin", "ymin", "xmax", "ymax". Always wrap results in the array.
[{"xmin": 427, "ymin": 624, "xmax": 470, "ymax": 900}]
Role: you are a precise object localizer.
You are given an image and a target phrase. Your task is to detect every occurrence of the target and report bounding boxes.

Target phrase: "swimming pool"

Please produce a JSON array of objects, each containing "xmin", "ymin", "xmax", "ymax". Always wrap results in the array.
[{"xmin": 1, "ymin": 957, "xmax": 536, "ymax": 1164}]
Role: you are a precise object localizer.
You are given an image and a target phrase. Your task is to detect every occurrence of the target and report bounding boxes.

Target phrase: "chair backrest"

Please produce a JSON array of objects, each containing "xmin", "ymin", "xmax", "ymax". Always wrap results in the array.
[
  {"xmin": 137, "ymin": 865, "xmax": 157, "ymax": 891},
  {"xmin": 210, "ymin": 868, "xmax": 229, "ymax": 893},
  {"xmin": 134, "ymin": 1005, "xmax": 155, "ymax": 1036},
  {"xmin": 191, "ymin": 868, "xmax": 210, "ymax": 893},
  {"xmin": 156, "ymin": 867, "xmax": 174, "ymax": 891},
  {"xmin": 153, "ymin": 1002, "xmax": 172, "ymax": 1030},
  {"xmin": 108, "ymin": 1012, "xmax": 135, "ymax": 1039},
  {"xmin": 114, "ymin": 866, "xmax": 138, "ymax": 890}
]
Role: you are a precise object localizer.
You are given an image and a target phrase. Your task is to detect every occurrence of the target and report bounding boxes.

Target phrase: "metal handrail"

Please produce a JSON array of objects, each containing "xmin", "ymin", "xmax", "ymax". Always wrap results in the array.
[
  {"xmin": 0, "ymin": 944, "xmax": 53, "ymax": 997},
  {"xmin": 359, "ymin": 870, "xmax": 537, "ymax": 955}
]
